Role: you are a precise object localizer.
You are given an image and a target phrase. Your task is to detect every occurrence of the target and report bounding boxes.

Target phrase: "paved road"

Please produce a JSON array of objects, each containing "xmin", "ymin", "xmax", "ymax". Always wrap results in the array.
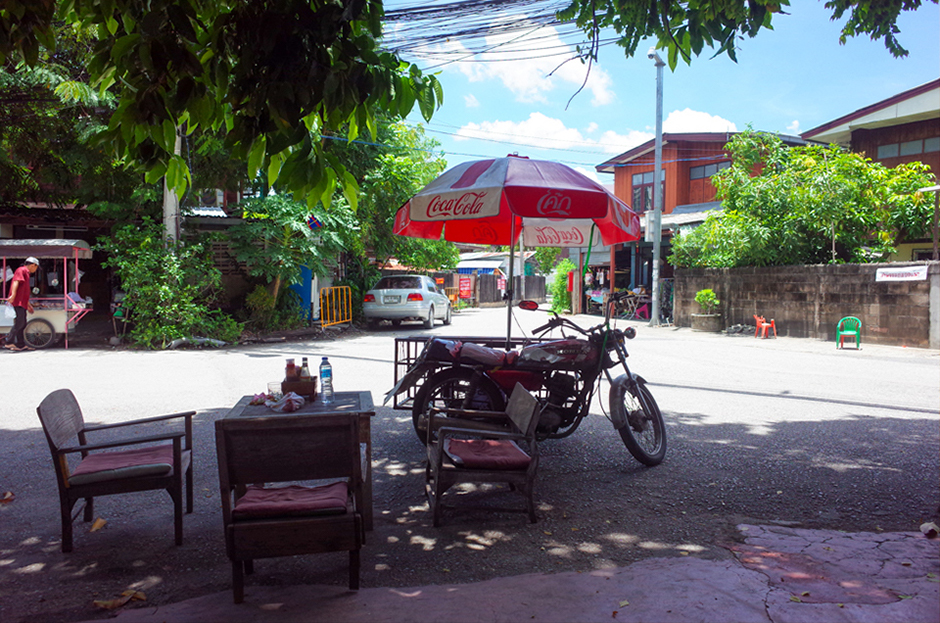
[{"xmin": 1, "ymin": 305, "xmax": 938, "ymax": 622}]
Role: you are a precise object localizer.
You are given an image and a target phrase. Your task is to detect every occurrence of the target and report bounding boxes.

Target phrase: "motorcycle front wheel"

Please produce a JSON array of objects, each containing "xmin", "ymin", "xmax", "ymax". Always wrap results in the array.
[
  {"xmin": 610, "ymin": 378, "xmax": 666, "ymax": 466},
  {"xmin": 411, "ymin": 367, "xmax": 505, "ymax": 444}
]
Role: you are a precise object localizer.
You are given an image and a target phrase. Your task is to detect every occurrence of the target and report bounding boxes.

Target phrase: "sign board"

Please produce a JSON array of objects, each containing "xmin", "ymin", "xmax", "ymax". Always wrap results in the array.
[
  {"xmin": 435, "ymin": 277, "xmax": 444, "ymax": 285},
  {"xmin": 497, "ymin": 277, "xmax": 506, "ymax": 291},
  {"xmin": 875, "ymin": 265, "xmax": 928, "ymax": 282},
  {"xmin": 459, "ymin": 276, "xmax": 472, "ymax": 299}
]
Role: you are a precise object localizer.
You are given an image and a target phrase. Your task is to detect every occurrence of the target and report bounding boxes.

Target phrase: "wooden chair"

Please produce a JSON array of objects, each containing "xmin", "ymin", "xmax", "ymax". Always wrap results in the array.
[
  {"xmin": 753, "ymin": 315, "xmax": 777, "ymax": 339},
  {"xmin": 425, "ymin": 383, "xmax": 541, "ymax": 526},
  {"xmin": 836, "ymin": 316, "xmax": 862, "ymax": 349},
  {"xmin": 215, "ymin": 414, "xmax": 364, "ymax": 604},
  {"xmin": 36, "ymin": 389, "xmax": 194, "ymax": 553}
]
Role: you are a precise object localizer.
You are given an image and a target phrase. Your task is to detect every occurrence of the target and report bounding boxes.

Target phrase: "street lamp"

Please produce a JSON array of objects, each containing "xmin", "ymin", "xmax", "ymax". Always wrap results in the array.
[{"xmin": 647, "ymin": 48, "xmax": 665, "ymax": 326}]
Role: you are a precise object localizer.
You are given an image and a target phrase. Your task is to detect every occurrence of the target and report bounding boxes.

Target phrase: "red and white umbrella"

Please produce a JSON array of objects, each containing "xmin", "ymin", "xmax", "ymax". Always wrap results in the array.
[
  {"xmin": 393, "ymin": 155, "xmax": 641, "ymax": 247},
  {"xmin": 393, "ymin": 156, "xmax": 641, "ymax": 346}
]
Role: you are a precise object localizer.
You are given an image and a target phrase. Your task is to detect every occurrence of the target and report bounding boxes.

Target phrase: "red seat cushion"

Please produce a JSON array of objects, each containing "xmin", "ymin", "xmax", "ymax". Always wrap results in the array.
[
  {"xmin": 443, "ymin": 439, "xmax": 531, "ymax": 470},
  {"xmin": 69, "ymin": 444, "xmax": 175, "ymax": 485},
  {"xmin": 233, "ymin": 482, "xmax": 349, "ymax": 519}
]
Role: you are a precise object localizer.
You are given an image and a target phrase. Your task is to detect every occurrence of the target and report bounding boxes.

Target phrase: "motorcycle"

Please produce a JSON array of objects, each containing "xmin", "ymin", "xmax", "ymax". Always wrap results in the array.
[{"xmin": 385, "ymin": 291, "xmax": 666, "ymax": 466}]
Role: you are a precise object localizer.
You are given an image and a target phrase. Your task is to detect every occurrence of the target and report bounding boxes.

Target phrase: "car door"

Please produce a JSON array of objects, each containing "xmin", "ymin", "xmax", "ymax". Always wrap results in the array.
[{"xmin": 425, "ymin": 277, "xmax": 447, "ymax": 319}]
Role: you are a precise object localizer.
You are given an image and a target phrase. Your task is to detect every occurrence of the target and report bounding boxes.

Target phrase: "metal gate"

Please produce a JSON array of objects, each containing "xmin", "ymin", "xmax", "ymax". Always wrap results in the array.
[{"xmin": 319, "ymin": 286, "xmax": 352, "ymax": 327}]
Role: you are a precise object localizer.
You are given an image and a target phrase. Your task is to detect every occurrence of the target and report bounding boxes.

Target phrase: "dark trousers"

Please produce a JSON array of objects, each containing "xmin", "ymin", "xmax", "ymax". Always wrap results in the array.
[{"xmin": 4, "ymin": 306, "xmax": 27, "ymax": 348}]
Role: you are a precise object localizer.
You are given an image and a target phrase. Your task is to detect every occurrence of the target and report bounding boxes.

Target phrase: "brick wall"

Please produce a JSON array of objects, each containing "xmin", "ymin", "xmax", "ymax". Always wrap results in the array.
[{"xmin": 674, "ymin": 262, "xmax": 940, "ymax": 348}]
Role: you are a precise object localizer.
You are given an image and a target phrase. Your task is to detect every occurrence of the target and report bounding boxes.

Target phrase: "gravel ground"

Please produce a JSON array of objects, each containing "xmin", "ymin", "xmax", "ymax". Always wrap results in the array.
[{"xmin": 1, "ymin": 307, "xmax": 937, "ymax": 622}]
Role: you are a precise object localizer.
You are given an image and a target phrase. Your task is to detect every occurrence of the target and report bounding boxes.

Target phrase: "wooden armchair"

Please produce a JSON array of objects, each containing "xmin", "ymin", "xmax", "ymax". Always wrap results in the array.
[
  {"xmin": 215, "ymin": 414, "xmax": 364, "ymax": 604},
  {"xmin": 36, "ymin": 389, "xmax": 194, "ymax": 553},
  {"xmin": 425, "ymin": 383, "xmax": 541, "ymax": 526}
]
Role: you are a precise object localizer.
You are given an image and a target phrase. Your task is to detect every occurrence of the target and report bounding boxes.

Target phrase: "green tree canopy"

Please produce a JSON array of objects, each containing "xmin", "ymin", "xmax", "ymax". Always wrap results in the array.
[
  {"xmin": 0, "ymin": 0, "xmax": 443, "ymax": 207},
  {"xmin": 559, "ymin": 0, "xmax": 934, "ymax": 68},
  {"xmin": 669, "ymin": 130, "xmax": 935, "ymax": 268}
]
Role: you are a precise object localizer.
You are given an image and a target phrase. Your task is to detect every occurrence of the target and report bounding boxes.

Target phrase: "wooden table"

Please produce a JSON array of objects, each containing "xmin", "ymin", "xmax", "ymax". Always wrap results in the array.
[{"xmin": 225, "ymin": 391, "xmax": 376, "ymax": 530}]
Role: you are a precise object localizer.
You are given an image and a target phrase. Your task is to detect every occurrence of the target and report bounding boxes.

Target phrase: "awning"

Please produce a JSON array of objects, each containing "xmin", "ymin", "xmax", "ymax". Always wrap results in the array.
[
  {"xmin": 0, "ymin": 239, "xmax": 92, "ymax": 259},
  {"xmin": 456, "ymin": 259, "xmax": 505, "ymax": 275}
]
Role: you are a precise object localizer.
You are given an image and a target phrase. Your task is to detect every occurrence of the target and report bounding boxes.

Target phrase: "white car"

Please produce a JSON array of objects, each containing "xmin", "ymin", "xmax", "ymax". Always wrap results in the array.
[{"xmin": 363, "ymin": 274, "xmax": 452, "ymax": 329}]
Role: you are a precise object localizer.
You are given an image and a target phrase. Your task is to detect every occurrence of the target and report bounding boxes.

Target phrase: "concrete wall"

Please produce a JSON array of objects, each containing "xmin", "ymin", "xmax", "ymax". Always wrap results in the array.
[{"xmin": 674, "ymin": 262, "xmax": 940, "ymax": 349}]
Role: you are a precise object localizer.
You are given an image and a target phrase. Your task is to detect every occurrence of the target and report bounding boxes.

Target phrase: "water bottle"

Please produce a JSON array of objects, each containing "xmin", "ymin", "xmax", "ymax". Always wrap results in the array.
[{"xmin": 319, "ymin": 357, "xmax": 334, "ymax": 404}]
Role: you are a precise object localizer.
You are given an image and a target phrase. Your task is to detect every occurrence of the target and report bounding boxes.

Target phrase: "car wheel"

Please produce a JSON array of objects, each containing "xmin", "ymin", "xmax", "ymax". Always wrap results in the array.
[
  {"xmin": 391, "ymin": 319, "xmax": 402, "ymax": 327},
  {"xmin": 423, "ymin": 306, "xmax": 434, "ymax": 329},
  {"xmin": 443, "ymin": 304, "xmax": 452, "ymax": 325}
]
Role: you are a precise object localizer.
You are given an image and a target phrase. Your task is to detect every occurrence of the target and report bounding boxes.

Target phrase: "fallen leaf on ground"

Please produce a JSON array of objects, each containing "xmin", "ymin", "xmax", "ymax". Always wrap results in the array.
[
  {"xmin": 121, "ymin": 590, "xmax": 147, "ymax": 601},
  {"xmin": 619, "ymin": 600, "xmax": 629, "ymax": 607},
  {"xmin": 93, "ymin": 595, "xmax": 132, "ymax": 610},
  {"xmin": 90, "ymin": 518, "xmax": 107, "ymax": 532},
  {"xmin": 0, "ymin": 491, "xmax": 14, "ymax": 503},
  {"xmin": 790, "ymin": 596, "xmax": 802, "ymax": 603}
]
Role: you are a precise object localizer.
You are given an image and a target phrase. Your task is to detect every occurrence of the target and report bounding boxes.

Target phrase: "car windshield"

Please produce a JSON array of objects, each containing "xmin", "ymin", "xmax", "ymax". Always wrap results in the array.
[{"xmin": 375, "ymin": 276, "xmax": 421, "ymax": 290}]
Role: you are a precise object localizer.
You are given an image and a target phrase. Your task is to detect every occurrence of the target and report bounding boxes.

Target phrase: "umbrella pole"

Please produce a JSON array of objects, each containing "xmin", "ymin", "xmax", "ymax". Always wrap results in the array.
[{"xmin": 506, "ymin": 218, "xmax": 515, "ymax": 350}]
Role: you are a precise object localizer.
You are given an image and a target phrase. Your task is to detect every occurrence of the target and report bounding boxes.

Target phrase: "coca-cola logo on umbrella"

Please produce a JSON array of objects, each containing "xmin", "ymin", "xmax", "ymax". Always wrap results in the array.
[
  {"xmin": 530, "ymin": 225, "xmax": 584, "ymax": 246},
  {"xmin": 536, "ymin": 191, "xmax": 573, "ymax": 217},
  {"xmin": 426, "ymin": 192, "xmax": 488, "ymax": 219}
]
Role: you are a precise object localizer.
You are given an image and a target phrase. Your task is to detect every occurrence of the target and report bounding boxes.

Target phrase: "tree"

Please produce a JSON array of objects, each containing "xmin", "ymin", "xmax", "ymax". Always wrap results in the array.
[
  {"xmin": 0, "ymin": 0, "xmax": 443, "ymax": 206},
  {"xmin": 669, "ymin": 130, "xmax": 935, "ymax": 267},
  {"xmin": 228, "ymin": 193, "xmax": 356, "ymax": 303},
  {"xmin": 558, "ymin": 0, "xmax": 933, "ymax": 68}
]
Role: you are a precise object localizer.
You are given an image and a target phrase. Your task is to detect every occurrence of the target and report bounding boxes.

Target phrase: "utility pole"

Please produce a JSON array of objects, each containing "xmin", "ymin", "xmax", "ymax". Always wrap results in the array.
[{"xmin": 648, "ymin": 48, "xmax": 665, "ymax": 327}]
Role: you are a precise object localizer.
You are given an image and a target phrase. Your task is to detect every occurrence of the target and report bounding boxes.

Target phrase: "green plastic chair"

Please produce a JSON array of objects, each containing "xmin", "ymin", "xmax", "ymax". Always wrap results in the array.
[{"xmin": 836, "ymin": 316, "xmax": 861, "ymax": 349}]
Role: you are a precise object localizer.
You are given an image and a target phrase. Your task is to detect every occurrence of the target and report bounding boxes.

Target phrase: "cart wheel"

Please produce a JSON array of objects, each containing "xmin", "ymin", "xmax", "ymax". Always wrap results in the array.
[{"xmin": 24, "ymin": 319, "xmax": 56, "ymax": 349}]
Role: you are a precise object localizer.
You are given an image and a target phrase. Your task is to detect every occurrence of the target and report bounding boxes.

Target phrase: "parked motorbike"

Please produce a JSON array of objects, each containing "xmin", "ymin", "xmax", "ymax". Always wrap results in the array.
[{"xmin": 386, "ymin": 292, "xmax": 666, "ymax": 466}]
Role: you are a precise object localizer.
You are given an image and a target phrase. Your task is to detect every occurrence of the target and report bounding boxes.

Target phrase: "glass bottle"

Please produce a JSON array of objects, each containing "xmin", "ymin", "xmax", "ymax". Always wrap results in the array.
[
  {"xmin": 319, "ymin": 357, "xmax": 334, "ymax": 404},
  {"xmin": 285, "ymin": 358, "xmax": 296, "ymax": 381},
  {"xmin": 300, "ymin": 357, "xmax": 311, "ymax": 381}
]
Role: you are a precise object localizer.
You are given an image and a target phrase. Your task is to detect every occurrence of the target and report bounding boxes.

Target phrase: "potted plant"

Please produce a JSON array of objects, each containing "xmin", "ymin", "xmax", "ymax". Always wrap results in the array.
[{"xmin": 691, "ymin": 289, "xmax": 722, "ymax": 332}]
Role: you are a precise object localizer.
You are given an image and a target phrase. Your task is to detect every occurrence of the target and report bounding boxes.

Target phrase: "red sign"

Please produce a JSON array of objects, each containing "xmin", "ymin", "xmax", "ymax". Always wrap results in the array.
[
  {"xmin": 497, "ymin": 277, "xmax": 506, "ymax": 291},
  {"xmin": 459, "ymin": 276, "xmax": 472, "ymax": 299}
]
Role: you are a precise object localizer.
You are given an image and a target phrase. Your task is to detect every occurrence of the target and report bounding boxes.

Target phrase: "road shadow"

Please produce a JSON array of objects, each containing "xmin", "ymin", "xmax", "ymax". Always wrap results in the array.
[{"xmin": 1, "ymin": 403, "xmax": 937, "ymax": 622}]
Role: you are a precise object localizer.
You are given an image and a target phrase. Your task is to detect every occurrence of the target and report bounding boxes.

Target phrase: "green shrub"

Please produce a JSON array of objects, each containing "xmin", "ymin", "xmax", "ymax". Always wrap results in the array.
[
  {"xmin": 549, "ymin": 259, "xmax": 576, "ymax": 314},
  {"xmin": 97, "ymin": 220, "xmax": 242, "ymax": 348},
  {"xmin": 694, "ymin": 289, "xmax": 720, "ymax": 314}
]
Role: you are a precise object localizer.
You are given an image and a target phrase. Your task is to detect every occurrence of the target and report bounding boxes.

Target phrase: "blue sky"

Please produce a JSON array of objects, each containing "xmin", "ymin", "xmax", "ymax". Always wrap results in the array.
[{"xmin": 386, "ymin": 1, "xmax": 939, "ymax": 183}]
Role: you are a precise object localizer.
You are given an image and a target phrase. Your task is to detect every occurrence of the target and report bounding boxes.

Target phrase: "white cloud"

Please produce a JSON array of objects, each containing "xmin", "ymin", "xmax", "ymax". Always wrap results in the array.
[
  {"xmin": 438, "ymin": 23, "xmax": 615, "ymax": 106},
  {"xmin": 585, "ymin": 122, "xmax": 599, "ymax": 134},
  {"xmin": 454, "ymin": 113, "xmax": 651, "ymax": 156},
  {"xmin": 662, "ymin": 109, "xmax": 737, "ymax": 133},
  {"xmin": 786, "ymin": 120, "xmax": 800, "ymax": 133},
  {"xmin": 464, "ymin": 94, "xmax": 480, "ymax": 108}
]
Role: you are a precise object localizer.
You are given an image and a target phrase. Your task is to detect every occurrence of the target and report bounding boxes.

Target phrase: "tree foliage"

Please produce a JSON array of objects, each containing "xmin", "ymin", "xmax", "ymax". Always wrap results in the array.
[
  {"xmin": 558, "ymin": 0, "xmax": 934, "ymax": 69},
  {"xmin": 0, "ymin": 0, "xmax": 443, "ymax": 206},
  {"xmin": 669, "ymin": 130, "xmax": 936, "ymax": 267},
  {"xmin": 228, "ymin": 193, "xmax": 356, "ymax": 302},
  {"xmin": 97, "ymin": 219, "xmax": 242, "ymax": 348}
]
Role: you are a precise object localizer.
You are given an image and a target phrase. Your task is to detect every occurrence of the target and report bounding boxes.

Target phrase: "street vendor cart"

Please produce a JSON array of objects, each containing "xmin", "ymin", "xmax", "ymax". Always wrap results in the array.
[{"xmin": 1, "ymin": 239, "xmax": 94, "ymax": 349}]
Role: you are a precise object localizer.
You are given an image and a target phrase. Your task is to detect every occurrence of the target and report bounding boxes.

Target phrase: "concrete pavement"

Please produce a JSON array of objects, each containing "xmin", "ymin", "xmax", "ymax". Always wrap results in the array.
[
  {"xmin": 4, "ymin": 307, "xmax": 938, "ymax": 623},
  {"xmin": 98, "ymin": 524, "xmax": 939, "ymax": 623}
]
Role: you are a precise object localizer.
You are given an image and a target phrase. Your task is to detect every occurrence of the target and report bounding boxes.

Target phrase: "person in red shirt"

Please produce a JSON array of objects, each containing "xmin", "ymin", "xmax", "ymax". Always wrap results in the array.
[{"xmin": 4, "ymin": 257, "xmax": 39, "ymax": 351}]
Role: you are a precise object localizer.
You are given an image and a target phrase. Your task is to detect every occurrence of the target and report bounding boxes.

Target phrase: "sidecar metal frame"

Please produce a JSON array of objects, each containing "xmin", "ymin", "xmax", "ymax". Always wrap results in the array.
[{"xmin": 392, "ymin": 336, "xmax": 551, "ymax": 410}]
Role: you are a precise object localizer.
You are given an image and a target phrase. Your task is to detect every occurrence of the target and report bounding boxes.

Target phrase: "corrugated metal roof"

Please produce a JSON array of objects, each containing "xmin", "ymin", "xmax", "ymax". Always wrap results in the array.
[{"xmin": 0, "ymin": 238, "xmax": 92, "ymax": 259}]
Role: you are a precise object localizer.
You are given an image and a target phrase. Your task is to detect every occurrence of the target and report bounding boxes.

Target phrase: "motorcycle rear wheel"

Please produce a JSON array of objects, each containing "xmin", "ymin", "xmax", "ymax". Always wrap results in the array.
[
  {"xmin": 411, "ymin": 367, "xmax": 506, "ymax": 444},
  {"xmin": 611, "ymin": 379, "xmax": 666, "ymax": 466}
]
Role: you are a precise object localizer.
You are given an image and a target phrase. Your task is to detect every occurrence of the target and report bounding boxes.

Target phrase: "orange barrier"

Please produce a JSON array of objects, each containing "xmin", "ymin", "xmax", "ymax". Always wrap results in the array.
[{"xmin": 319, "ymin": 286, "xmax": 352, "ymax": 327}]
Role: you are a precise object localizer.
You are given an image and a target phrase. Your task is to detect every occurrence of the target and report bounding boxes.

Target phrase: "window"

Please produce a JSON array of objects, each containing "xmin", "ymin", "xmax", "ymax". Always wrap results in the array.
[
  {"xmin": 899, "ymin": 140, "xmax": 922, "ymax": 156},
  {"xmin": 877, "ymin": 143, "xmax": 899, "ymax": 159},
  {"xmin": 631, "ymin": 170, "xmax": 665, "ymax": 213},
  {"xmin": 878, "ymin": 138, "xmax": 940, "ymax": 159},
  {"xmin": 689, "ymin": 161, "xmax": 730, "ymax": 180}
]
